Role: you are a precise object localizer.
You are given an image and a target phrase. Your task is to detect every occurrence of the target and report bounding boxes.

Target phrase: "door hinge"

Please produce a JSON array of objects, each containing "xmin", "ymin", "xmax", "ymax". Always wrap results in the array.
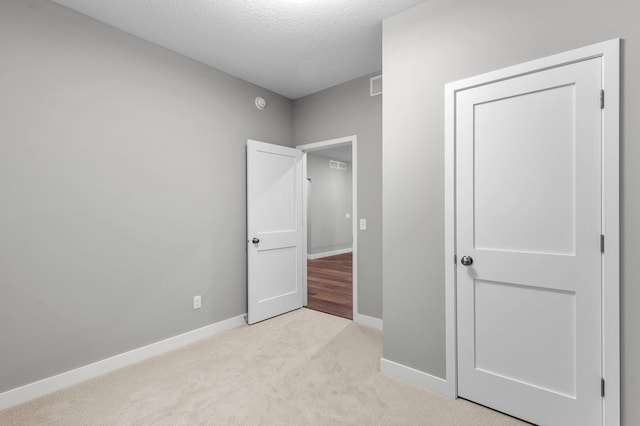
[
  {"xmin": 600, "ymin": 90, "xmax": 605, "ymax": 109},
  {"xmin": 601, "ymin": 378, "xmax": 605, "ymax": 397},
  {"xmin": 600, "ymin": 234, "xmax": 605, "ymax": 253},
  {"xmin": 454, "ymin": 254, "xmax": 457, "ymax": 264}
]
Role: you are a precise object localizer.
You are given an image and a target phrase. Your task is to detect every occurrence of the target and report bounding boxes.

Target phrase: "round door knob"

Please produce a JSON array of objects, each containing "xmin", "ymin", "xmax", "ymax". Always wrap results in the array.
[
  {"xmin": 461, "ymin": 256, "xmax": 473, "ymax": 266},
  {"xmin": 252, "ymin": 237, "xmax": 260, "ymax": 244}
]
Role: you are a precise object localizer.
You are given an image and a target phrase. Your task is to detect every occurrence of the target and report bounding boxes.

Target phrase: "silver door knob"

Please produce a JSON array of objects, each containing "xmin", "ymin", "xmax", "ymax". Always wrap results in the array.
[
  {"xmin": 461, "ymin": 256, "xmax": 473, "ymax": 266},
  {"xmin": 252, "ymin": 237, "xmax": 260, "ymax": 244}
]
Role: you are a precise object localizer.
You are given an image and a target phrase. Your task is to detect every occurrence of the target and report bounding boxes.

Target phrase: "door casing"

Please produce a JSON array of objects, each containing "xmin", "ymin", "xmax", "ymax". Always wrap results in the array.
[{"xmin": 444, "ymin": 39, "xmax": 620, "ymax": 425}]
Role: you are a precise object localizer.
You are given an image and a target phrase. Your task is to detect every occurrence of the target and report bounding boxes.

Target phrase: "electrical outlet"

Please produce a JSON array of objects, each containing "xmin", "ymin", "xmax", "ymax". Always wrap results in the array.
[
  {"xmin": 193, "ymin": 295, "xmax": 202, "ymax": 310},
  {"xmin": 359, "ymin": 218, "xmax": 367, "ymax": 230}
]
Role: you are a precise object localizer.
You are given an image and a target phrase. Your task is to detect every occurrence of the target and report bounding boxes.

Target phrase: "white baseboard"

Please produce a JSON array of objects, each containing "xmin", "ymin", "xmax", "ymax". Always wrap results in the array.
[
  {"xmin": 0, "ymin": 314, "xmax": 247, "ymax": 411},
  {"xmin": 380, "ymin": 358, "xmax": 451, "ymax": 397},
  {"xmin": 354, "ymin": 313, "xmax": 383, "ymax": 330},
  {"xmin": 307, "ymin": 248, "xmax": 353, "ymax": 259}
]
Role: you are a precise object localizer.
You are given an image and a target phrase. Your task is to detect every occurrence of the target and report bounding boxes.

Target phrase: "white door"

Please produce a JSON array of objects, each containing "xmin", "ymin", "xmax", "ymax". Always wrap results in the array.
[
  {"xmin": 247, "ymin": 140, "xmax": 303, "ymax": 324},
  {"xmin": 456, "ymin": 58, "xmax": 603, "ymax": 425}
]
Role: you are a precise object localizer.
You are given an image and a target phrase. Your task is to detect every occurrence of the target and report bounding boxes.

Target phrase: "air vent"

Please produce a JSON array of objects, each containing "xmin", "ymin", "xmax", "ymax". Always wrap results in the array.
[
  {"xmin": 329, "ymin": 160, "xmax": 348, "ymax": 171},
  {"xmin": 370, "ymin": 75, "xmax": 382, "ymax": 96}
]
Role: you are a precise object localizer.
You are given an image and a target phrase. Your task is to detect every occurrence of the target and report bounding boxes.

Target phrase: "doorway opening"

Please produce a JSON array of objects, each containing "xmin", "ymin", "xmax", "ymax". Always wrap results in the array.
[{"xmin": 297, "ymin": 136, "xmax": 357, "ymax": 321}]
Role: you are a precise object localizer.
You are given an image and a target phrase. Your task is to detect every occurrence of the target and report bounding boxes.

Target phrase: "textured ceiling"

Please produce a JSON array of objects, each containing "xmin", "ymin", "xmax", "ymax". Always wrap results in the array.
[{"xmin": 50, "ymin": 0, "xmax": 426, "ymax": 99}]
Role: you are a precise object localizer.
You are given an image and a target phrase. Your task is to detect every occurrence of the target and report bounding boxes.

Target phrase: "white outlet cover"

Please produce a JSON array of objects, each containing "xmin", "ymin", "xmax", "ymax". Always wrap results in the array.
[
  {"xmin": 193, "ymin": 295, "xmax": 202, "ymax": 309},
  {"xmin": 359, "ymin": 219, "xmax": 367, "ymax": 230}
]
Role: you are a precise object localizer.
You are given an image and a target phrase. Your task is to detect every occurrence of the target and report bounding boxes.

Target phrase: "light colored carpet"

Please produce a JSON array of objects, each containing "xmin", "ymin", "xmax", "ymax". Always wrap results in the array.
[{"xmin": 0, "ymin": 308, "xmax": 526, "ymax": 425}]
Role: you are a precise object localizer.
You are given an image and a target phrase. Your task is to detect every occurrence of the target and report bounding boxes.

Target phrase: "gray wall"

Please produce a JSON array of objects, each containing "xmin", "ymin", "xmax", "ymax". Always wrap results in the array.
[
  {"xmin": 0, "ymin": 0, "xmax": 292, "ymax": 393},
  {"xmin": 306, "ymin": 153, "xmax": 352, "ymax": 255},
  {"xmin": 382, "ymin": 0, "xmax": 640, "ymax": 423},
  {"xmin": 293, "ymin": 73, "xmax": 383, "ymax": 319}
]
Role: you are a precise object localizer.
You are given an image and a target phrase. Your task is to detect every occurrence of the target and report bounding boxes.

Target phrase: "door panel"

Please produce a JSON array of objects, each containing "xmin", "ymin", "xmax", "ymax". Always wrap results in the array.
[
  {"xmin": 473, "ymin": 84, "xmax": 576, "ymax": 255},
  {"xmin": 256, "ymin": 247, "xmax": 297, "ymax": 301},
  {"xmin": 256, "ymin": 150, "xmax": 297, "ymax": 232},
  {"xmin": 456, "ymin": 58, "xmax": 602, "ymax": 425},
  {"xmin": 474, "ymin": 280, "xmax": 576, "ymax": 397},
  {"xmin": 247, "ymin": 140, "xmax": 303, "ymax": 324}
]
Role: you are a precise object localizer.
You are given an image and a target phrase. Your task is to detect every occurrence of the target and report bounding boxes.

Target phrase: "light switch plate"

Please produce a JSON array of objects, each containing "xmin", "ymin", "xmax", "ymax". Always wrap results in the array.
[{"xmin": 359, "ymin": 219, "xmax": 367, "ymax": 230}]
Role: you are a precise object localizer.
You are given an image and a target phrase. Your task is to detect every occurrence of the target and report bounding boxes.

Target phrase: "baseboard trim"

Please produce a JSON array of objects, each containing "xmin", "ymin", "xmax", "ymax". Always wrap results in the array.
[
  {"xmin": 380, "ymin": 358, "xmax": 450, "ymax": 397},
  {"xmin": 0, "ymin": 314, "xmax": 247, "ymax": 411},
  {"xmin": 307, "ymin": 248, "xmax": 353, "ymax": 259},
  {"xmin": 354, "ymin": 313, "xmax": 383, "ymax": 330}
]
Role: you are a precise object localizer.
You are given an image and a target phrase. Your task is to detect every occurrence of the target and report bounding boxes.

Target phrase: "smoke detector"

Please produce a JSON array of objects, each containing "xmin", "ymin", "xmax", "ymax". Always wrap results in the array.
[{"xmin": 255, "ymin": 97, "xmax": 266, "ymax": 110}]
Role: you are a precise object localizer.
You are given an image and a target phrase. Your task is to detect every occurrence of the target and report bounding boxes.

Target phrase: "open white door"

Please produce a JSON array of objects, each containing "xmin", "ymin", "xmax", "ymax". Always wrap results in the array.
[
  {"xmin": 454, "ymin": 57, "xmax": 603, "ymax": 424},
  {"xmin": 247, "ymin": 140, "xmax": 303, "ymax": 324}
]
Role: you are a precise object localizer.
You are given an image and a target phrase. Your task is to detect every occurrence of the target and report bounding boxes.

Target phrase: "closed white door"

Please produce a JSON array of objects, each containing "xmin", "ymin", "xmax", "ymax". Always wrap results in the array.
[
  {"xmin": 456, "ymin": 58, "xmax": 603, "ymax": 425},
  {"xmin": 247, "ymin": 140, "xmax": 303, "ymax": 324}
]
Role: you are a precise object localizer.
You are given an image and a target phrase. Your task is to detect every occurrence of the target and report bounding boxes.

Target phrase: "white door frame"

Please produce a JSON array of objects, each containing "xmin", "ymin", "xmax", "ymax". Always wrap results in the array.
[
  {"xmin": 296, "ymin": 135, "xmax": 358, "ymax": 320},
  {"xmin": 444, "ymin": 39, "xmax": 620, "ymax": 425}
]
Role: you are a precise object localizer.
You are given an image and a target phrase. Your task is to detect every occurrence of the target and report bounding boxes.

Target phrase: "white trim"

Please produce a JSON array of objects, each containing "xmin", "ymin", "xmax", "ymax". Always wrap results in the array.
[
  {"xmin": 307, "ymin": 248, "xmax": 353, "ymax": 260},
  {"xmin": 370, "ymin": 74, "xmax": 383, "ymax": 97},
  {"xmin": 444, "ymin": 39, "xmax": 620, "ymax": 424},
  {"xmin": 600, "ymin": 39, "xmax": 620, "ymax": 426},
  {"xmin": 302, "ymin": 152, "xmax": 309, "ymax": 306},
  {"xmin": 352, "ymin": 138, "xmax": 358, "ymax": 321},
  {"xmin": 443, "ymin": 74, "xmax": 459, "ymax": 399},
  {"xmin": 297, "ymin": 136, "xmax": 358, "ymax": 320},
  {"xmin": 0, "ymin": 314, "xmax": 246, "ymax": 411},
  {"xmin": 380, "ymin": 358, "xmax": 448, "ymax": 395},
  {"xmin": 354, "ymin": 313, "xmax": 383, "ymax": 331},
  {"xmin": 296, "ymin": 135, "xmax": 354, "ymax": 152}
]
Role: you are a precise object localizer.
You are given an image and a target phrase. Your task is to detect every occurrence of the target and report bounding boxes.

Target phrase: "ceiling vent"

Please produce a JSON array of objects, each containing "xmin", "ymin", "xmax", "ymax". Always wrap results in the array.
[
  {"xmin": 329, "ymin": 160, "xmax": 348, "ymax": 171},
  {"xmin": 370, "ymin": 75, "xmax": 382, "ymax": 96}
]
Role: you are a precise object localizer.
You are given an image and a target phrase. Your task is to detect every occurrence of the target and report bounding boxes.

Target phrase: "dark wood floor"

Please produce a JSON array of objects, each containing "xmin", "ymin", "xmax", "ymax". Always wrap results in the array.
[{"xmin": 306, "ymin": 252, "xmax": 352, "ymax": 320}]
